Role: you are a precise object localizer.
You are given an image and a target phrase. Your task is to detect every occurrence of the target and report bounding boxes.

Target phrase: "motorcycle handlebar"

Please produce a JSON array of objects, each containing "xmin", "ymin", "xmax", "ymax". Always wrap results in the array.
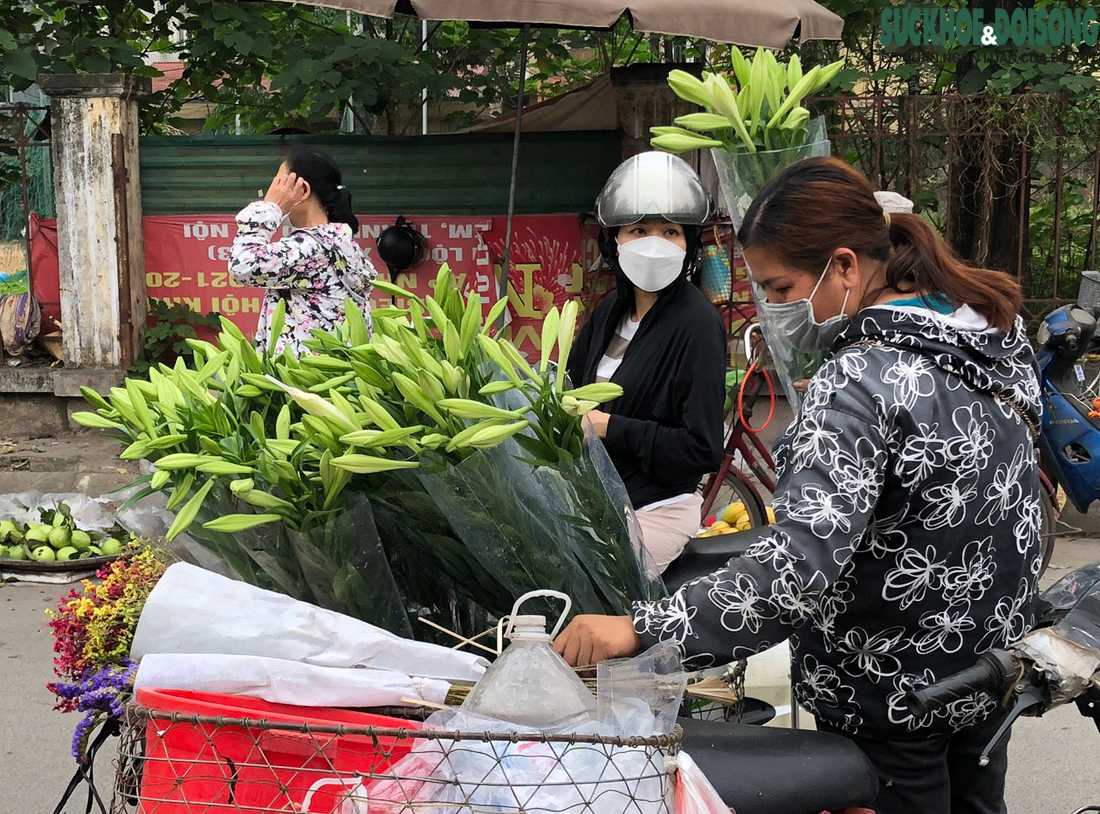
[{"xmin": 904, "ymin": 651, "xmax": 1018, "ymax": 719}]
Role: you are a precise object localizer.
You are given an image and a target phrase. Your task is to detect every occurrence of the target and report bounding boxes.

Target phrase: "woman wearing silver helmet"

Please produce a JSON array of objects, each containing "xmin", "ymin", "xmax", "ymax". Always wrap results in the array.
[{"xmin": 566, "ymin": 152, "xmax": 727, "ymax": 575}]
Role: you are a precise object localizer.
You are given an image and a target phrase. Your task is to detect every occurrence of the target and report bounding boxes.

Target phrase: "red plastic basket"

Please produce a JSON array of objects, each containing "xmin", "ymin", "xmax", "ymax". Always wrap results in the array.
[{"xmin": 133, "ymin": 688, "xmax": 421, "ymax": 814}]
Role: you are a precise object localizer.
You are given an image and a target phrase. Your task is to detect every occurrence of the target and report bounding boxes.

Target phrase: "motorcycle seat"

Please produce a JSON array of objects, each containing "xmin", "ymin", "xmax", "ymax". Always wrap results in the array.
[
  {"xmin": 678, "ymin": 717, "xmax": 879, "ymax": 814},
  {"xmin": 663, "ymin": 529, "xmax": 767, "ymax": 593}
]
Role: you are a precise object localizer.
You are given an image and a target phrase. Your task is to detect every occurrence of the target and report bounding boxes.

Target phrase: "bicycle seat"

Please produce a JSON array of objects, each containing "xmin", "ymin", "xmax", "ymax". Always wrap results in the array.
[
  {"xmin": 663, "ymin": 528, "xmax": 767, "ymax": 593},
  {"xmin": 678, "ymin": 717, "xmax": 879, "ymax": 814}
]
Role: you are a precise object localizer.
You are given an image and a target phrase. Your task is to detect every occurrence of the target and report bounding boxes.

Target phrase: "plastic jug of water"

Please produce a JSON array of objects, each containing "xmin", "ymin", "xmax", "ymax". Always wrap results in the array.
[{"xmin": 462, "ymin": 590, "xmax": 596, "ymax": 730}]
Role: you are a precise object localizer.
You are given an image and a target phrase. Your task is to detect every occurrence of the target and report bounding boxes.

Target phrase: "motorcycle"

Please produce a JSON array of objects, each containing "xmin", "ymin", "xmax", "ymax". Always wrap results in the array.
[
  {"xmin": 904, "ymin": 559, "xmax": 1100, "ymax": 814},
  {"xmin": 1035, "ymin": 298, "xmax": 1100, "ymax": 542},
  {"xmin": 675, "ymin": 557, "xmax": 1100, "ymax": 814}
]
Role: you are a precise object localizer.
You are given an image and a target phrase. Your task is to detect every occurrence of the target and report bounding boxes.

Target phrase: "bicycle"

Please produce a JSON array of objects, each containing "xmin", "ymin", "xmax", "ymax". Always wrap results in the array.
[{"xmin": 699, "ymin": 323, "xmax": 777, "ymax": 529}]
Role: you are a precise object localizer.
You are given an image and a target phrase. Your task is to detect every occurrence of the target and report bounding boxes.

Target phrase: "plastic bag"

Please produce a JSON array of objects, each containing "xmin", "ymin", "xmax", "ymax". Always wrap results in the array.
[
  {"xmin": 0, "ymin": 490, "xmax": 118, "ymax": 530},
  {"xmin": 133, "ymin": 652, "xmax": 453, "ymax": 708},
  {"xmin": 366, "ymin": 709, "xmax": 672, "ymax": 814},
  {"xmin": 131, "ymin": 562, "xmax": 488, "ymax": 684},
  {"xmin": 672, "ymin": 752, "xmax": 732, "ymax": 814},
  {"xmin": 0, "ymin": 292, "xmax": 41, "ymax": 357},
  {"xmin": 418, "ymin": 441, "xmax": 605, "ymax": 618},
  {"xmin": 598, "ymin": 641, "xmax": 687, "ymax": 736},
  {"xmin": 183, "ymin": 487, "xmax": 414, "ymax": 636}
]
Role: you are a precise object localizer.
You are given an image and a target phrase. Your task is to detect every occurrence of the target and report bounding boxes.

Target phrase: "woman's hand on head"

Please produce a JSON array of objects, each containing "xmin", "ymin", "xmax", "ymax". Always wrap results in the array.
[
  {"xmin": 585, "ymin": 409, "xmax": 611, "ymax": 439},
  {"xmin": 553, "ymin": 615, "xmax": 641, "ymax": 667},
  {"xmin": 264, "ymin": 172, "xmax": 308, "ymax": 215}
]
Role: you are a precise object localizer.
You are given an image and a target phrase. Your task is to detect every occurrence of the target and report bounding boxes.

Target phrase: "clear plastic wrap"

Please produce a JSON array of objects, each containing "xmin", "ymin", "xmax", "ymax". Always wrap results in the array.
[
  {"xmin": 597, "ymin": 641, "xmax": 687, "ymax": 736},
  {"xmin": 180, "ymin": 487, "xmax": 414, "ymax": 638},
  {"xmin": 418, "ymin": 433, "xmax": 662, "ymax": 622},
  {"xmin": 711, "ymin": 117, "xmax": 831, "ymax": 413}
]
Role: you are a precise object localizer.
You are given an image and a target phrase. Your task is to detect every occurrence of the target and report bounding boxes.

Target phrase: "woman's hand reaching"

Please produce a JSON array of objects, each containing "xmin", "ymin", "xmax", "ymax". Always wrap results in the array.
[
  {"xmin": 585, "ymin": 409, "xmax": 611, "ymax": 439},
  {"xmin": 264, "ymin": 171, "xmax": 308, "ymax": 215},
  {"xmin": 553, "ymin": 615, "xmax": 642, "ymax": 667}
]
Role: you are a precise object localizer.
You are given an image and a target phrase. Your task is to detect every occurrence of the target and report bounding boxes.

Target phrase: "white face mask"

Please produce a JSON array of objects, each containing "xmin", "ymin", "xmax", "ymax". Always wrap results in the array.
[
  {"xmin": 616, "ymin": 236, "xmax": 686, "ymax": 293},
  {"xmin": 758, "ymin": 257, "xmax": 851, "ymax": 353}
]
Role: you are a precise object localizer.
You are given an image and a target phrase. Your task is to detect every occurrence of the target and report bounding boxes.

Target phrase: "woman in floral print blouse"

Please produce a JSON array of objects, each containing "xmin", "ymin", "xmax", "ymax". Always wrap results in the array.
[
  {"xmin": 554, "ymin": 157, "xmax": 1042, "ymax": 814},
  {"xmin": 229, "ymin": 147, "xmax": 376, "ymax": 355}
]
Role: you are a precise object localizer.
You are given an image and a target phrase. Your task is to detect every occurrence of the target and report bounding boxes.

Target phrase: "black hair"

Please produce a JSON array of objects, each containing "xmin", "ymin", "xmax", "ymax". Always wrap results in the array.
[
  {"xmin": 284, "ymin": 146, "xmax": 359, "ymax": 232},
  {"xmin": 738, "ymin": 156, "xmax": 1021, "ymax": 332}
]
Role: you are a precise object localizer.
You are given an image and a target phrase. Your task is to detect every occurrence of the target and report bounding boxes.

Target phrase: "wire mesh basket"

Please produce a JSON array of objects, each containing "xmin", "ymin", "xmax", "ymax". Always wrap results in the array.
[
  {"xmin": 111, "ymin": 703, "xmax": 681, "ymax": 814},
  {"xmin": 1079, "ymin": 270, "xmax": 1100, "ymax": 310}
]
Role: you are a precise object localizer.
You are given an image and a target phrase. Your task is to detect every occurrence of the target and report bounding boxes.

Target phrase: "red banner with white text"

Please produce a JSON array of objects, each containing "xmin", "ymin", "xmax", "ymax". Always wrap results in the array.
[{"xmin": 30, "ymin": 213, "xmax": 610, "ymax": 359}]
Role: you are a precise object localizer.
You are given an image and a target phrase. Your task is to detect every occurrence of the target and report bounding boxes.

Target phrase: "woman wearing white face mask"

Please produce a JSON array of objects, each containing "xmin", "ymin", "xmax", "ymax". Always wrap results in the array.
[
  {"xmin": 566, "ymin": 152, "xmax": 727, "ymax": 576},
  {"xmin": 554, "ymin": 157, "xmax": 1043, "ymax": 814}
]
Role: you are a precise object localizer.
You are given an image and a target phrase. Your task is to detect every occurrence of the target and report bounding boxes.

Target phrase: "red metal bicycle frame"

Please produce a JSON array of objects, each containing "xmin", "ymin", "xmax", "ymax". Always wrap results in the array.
[{"xmin": 700, "ymin": 421, "xmax": 777, "ymax": 521}]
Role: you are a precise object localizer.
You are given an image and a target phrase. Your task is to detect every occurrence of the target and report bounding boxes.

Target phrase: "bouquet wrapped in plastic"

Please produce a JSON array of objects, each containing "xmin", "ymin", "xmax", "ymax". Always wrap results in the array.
[
  {"xmin": 654, "ymin": 52, "xmax": 842, "ymax": 411},
  {"xmin": 79, "ymin": 266, "xmax": 662, "ymax": 641}
]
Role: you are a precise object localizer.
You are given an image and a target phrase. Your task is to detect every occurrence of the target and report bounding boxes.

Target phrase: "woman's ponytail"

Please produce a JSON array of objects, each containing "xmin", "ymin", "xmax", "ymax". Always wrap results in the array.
[
  {"xmin": 739, "ymin": 156, "xmax": 1023, "ymax": 333},
  {"xmin": 325, "ymin": 186, "xmax": 358, "ymax": 232},
  {"xmin": 285, "ymin": 146, "xmax": 359, "ymax": 232},
  {"xmin": 885, "ymin": 213, "xmax": 1021, "ymax": 332}
]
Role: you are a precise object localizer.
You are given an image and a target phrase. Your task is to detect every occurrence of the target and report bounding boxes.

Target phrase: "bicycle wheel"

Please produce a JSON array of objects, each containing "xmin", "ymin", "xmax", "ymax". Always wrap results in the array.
[
  {"xmin": 706, "ymin": 470, "xmax": 769, "ymax": 530},
  {"xmin": 1039, "ymin": 486, "xmax": 1057, "ymax": 577}
]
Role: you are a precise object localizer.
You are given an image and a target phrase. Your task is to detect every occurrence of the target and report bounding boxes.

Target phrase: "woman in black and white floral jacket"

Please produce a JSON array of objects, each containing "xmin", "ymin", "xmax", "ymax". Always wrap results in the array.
[{"xmin": 555, "ymin": 157, "xmax": 1042, "ymax": 814}]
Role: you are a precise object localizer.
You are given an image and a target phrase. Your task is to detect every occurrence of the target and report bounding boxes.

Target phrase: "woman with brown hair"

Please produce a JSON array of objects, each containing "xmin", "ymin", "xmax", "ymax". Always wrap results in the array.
[{"xmin": 553, "ymin": 156, "xmax": 1042, "ymax": 814}]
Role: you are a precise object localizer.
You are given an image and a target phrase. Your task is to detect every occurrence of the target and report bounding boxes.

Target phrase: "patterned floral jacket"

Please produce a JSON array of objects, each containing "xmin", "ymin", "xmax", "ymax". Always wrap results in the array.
[
  {"xmin": 229, "ymin": 201, "xmax": 376, "ymax": 356},
  {"xmin": 634, "ymin": 305, "xmax": 1043, "ymax": 739}
]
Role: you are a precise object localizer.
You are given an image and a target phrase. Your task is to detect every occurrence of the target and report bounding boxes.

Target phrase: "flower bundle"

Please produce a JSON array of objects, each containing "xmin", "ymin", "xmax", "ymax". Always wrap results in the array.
[
  {"xmin": 47, "ymin": 547, "xmax": 172, "ymax": 761},
  {"xmin": 72, "ymin": 266, "xmax": 658, "ymax": 638},
  {"xmin": 652, "ymin": 51, "xmax": 843, "ymax": 156},
  {"xmin": 652, "ymin": 50, "xmax": 844, "ymax": 411}
]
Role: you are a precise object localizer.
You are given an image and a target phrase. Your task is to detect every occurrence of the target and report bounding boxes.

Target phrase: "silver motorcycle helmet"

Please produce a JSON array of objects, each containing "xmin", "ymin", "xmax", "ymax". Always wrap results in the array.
[{"xmin": 596, "ymin": 151, "xmax": 712, "ymax": 227}]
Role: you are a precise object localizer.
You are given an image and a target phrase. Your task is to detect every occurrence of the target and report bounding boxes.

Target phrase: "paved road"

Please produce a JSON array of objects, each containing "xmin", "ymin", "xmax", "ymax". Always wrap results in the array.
[{"xmin": 2, "ymin": 539, "xmax": 1099, "ymax": 813}]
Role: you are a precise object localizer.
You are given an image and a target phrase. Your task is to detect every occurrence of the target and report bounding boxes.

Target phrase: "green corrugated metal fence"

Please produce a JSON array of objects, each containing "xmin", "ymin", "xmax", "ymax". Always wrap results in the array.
[{"xmin": 139, "ymin": 131, "xmax": 622, "ymax": 216}]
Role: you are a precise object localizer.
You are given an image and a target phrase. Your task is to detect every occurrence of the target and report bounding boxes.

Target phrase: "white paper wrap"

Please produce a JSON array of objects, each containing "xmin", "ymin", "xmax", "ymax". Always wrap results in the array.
[
  {"xmin": 134, "ymin": 653, "xmax": 452, "ymax": 708},
  {"xmin": 131, "ymin": 563, "xmax": 488, "ymax": 684}
]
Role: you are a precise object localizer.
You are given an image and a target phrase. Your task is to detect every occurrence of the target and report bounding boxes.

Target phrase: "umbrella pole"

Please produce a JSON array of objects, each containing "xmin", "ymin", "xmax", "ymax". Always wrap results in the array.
[{"xmin": 498, "ymin": 23, "xmax": 531, "ymax": 332}]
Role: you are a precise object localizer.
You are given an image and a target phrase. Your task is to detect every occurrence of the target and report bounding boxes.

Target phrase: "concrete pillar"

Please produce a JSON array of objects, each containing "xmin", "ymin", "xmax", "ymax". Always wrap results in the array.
[
  {"xmin": 611, "ymin": 64, "xmax": 701, "ymax": 160},
  {"xmin": 39, "ymin": 73, "xmax": 149, "ymax": 369}
]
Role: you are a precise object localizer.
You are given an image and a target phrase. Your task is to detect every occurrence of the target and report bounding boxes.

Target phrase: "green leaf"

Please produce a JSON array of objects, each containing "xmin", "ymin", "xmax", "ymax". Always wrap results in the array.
[
  {"xmin": 958, "ymin": 66, "xmax": 993, "ymax": 94},
  {"xmin": 4, "ymin": 50, "xmax": 37, "ymax": 81}
]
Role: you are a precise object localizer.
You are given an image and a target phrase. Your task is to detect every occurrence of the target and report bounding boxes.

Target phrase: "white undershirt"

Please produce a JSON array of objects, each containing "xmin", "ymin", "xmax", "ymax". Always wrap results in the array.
[{"xmin": 595, "ymin": 314, "xmax": 641, "ymax": 382}]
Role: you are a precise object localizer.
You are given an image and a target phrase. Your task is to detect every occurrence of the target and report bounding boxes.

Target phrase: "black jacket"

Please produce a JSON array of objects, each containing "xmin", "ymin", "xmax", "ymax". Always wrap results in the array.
[
  {"xmin": 567, "ymin": 273, "xmax": 726, "ymax": 509},
  {"xmin": 634, "ymin": 306, "xmax": 1043, "ymax": 738}
]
